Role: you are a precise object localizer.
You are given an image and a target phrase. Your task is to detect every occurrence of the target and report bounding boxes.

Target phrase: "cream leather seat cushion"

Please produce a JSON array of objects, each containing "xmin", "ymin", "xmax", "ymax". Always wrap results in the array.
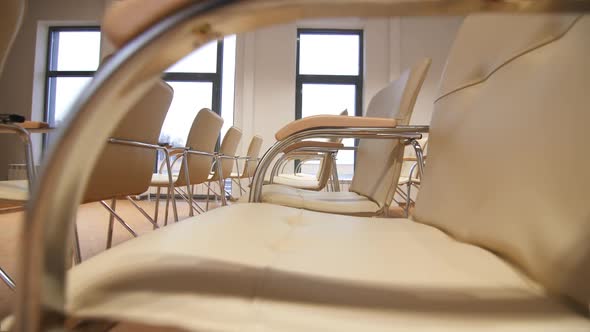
[
  {"xmin": 67, "ymin": 204, "xmax": 589, "ymax": 331},
  {"xmin": 260, "ymin": 184, "xmax": 380, "ymax": 214},
  {"xmin": 0, "ymin": 179, "xmax": 27, "ymax": 201},
  {"xmin": 150, "ymin": 173, "xmax": 178, "ymax": 186},
  {"xmin": 273, "ymin": 173, "xmax": 321, "ymax": 190}
]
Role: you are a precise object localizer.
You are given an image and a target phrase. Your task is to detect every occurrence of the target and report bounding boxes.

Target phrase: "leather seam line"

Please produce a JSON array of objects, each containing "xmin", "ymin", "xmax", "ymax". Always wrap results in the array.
[{"xmin": 434, "ymin": 15, "xmax": 582, "ymax": 104}]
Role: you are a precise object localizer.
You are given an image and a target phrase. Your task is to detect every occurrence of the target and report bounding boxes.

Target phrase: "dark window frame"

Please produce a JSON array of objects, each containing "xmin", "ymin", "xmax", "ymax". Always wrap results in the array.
[
  {"xmin": 44, "ymin": 26, "xmax": 101, "ymax": 128},
  {"xmin": 295, "ymin": 28, "xmax": 364, "ymax": 120},
  {"xmin": 162, "ymin": 40, "xmax": 224, "ymax": 151},
  {"xmin": 44, "ymin": 29, "xmax": 225, "ymax": 148},
  {"xmin": 162, "ymin": 40, "xmax": 224, "ymax": 120}
]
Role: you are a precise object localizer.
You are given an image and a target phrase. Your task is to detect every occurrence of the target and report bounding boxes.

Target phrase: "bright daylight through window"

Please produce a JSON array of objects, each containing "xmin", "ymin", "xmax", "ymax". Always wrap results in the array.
[
  {"xmin": 45, "ymin": 27, "xmax": 101, "ymax": 128},
  {"xmin": 44, "ymin": 28, "xmax": 236, "ymax": 174},
  {"xmin": 296, "ymin": 29, "xmax": 363, "ymax": 180}
]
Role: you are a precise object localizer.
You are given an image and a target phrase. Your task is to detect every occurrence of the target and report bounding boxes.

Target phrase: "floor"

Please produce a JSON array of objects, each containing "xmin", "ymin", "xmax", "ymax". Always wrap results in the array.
[{"xmin": 0, "ymin": 195, "xmax": 407, "ymax": 321}]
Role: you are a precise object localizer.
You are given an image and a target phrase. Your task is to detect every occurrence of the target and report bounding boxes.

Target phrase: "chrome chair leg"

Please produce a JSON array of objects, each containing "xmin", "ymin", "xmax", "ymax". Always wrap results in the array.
[
  {"xmin": 216, "ymin": 160, "xmax": 227, "ymax": 206},
  {"xmin": 405, "ymin": 181, "xmax": 412, "ymax": 218},
  {"xmin": 206, "ymin": 184, "xmax": 211, "ymax": 211},
  {"xmin": 154, "ymin": 186, "xmax": 161, "ymax": 225},
  {"xmin": 73, "ymin": 221, "xmax": 82, "ymax": 265},
  {"xmin": 100, "ymin": 201, "xmax": 138, "ymax": 238},
  {"xmin": 126, "ymin": 196, "xmax": 159, "ymax": 229},
  {"xmin": 106, "ymin": 198, "xmax": 117, "ymax": 249},
  {"xmin": 409, "ymin": 139, "xmax": 425, "ymax": 178},
  {"xmin": 234, "ymin": 158, "xmax": 244, "ymax": 195},
  {"xmin": 0, "ymin": 267, "xmax": 15, "ymax": 291},
  {"xmin": 174, "ymin": 187, "xmax": 204, "ymax": 214},
  {"xmin": 182, "ymin": 153, "xmax": 195, "ymax": 217},
  {"xmin": 162, "ymin": 149, "xmax": 179, "ymax": 222},
  {"xmin": 164, "ymin": 188, "xmax": 170, "ymax": 225},
  {"xmin": 331, "ymin": 155, "xmax": 341, "ymax": 192}
]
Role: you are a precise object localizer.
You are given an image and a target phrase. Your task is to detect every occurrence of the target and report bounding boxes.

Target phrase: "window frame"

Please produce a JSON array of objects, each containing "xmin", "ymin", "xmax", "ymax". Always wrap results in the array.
[
  {"xmin": 295, "ymin": 28, "xmax": 364, "ymax": 120},
  {"xmin": 162, "ymin": 40, "xmax": 224, "ymax": 120},
  {"xmin": 44, "ymin": 26, "xmax": 101, "ymax": 127}
]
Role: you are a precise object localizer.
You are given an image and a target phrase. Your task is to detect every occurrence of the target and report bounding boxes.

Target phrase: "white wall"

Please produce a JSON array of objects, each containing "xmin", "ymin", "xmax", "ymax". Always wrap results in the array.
[{"xmin": 233, "ymin": 17, "xmax": 463, "ymax": 157}]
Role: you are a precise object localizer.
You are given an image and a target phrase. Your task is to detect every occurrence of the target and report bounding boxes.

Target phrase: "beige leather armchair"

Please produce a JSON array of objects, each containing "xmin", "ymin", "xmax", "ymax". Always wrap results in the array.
[
  {"xmin": 259, "ymin": 58, "xmax": 431, "ymax": 216},
  {"xmin": 10, "ymin": 1, "xmax": 590, "ymax": 331}
]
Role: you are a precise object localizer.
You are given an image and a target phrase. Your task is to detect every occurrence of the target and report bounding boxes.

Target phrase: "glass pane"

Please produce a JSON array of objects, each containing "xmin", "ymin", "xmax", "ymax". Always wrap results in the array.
[
  {"xmin": 300, "ymin": 83, "xmax": 356, "ymax": 180},
  {"xmin": 159, "ymin": 81, "xmax": 213, "ymax": 148},
  {"xmin": 54, "ymin": 31, "xmax": 101, "ymax": 71},
  {"xmin": 299, "ymin": 33, "xmax": 360, "ymax": 76},
  {"xmin": 158, "ymin": 82, "xmax": 213, "ymax": 174},
  {"xmin": 166, "ymin": 40, "xmax": 218, "ymax": 73},
  {"xmin": 52, "ymin": 76, "xmax": 93, "ymax": 126},
  {"xmin": 221, "ymin": 35, "xmax": 236, "ymax": 139}
]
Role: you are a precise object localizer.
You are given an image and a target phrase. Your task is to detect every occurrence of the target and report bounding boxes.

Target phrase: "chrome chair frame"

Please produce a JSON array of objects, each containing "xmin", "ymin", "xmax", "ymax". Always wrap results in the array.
[
  {"xmin": 153, "ymin": 149, "xmax": 183, "ymax": 226},
  {"xmin": 175, "ymin": 148, "xmax": 219, "ymax": 216},
  {"xmin": 271, "ymin": 149, "xmax": 339, "ymax": 180},
  {"xmin": 96, "ymin": 138, "xmax": 177, "ymax": 249},
  {"xmin": 394, "ymin": 154, "xmax": 426, "ymax": 217},
  {"xmin": 271, "ymin": 148, "xmax": 341, "ymax": 191},
  {"xmin": 249, "ymin": 126, "xmax": 429, "ymax": 204},
  {"xmin": 272, "ymin": 145, "xmax": 365, "ymax": 193},
  {"xmin": 204, "ymin": 153, "xmax": 237, "ymax": 208},
  {"xmin": 12, "ymin": 1, "xmax": 589, "ymax": 330},
  {"xmin": 230, "ymin": 156, "xmax": 259, "ymax": 194}
]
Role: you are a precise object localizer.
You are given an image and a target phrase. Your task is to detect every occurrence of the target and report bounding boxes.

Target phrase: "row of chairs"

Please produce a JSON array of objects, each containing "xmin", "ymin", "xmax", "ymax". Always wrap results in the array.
[
  {"xmin": 0, "ymin": 84, "xmax": 264, "ymax": 289},
  {"xmin": 3, "ymin": 0, "xmax": 590, "ymax": 330}
]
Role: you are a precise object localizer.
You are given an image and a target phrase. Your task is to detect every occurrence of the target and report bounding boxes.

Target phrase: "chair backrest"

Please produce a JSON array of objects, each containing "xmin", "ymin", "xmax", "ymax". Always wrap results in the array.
[
  {"xmin": 0, "ymin": 0, "xmax": 25, "ymax": 76},
  {"xmin": 242, "ymin": 135, "xmax": 263, "ymax": 177},
  {"xmin": 83, "ymin": 80, "xmax": 173, "ymax": 202},
  {"xmin": 210, "ymin": 126, "xmax": 242, "ymax": 181},
  {"xmin": 349, "ymin": 58, "xmax": 431, "ymax": 208},
  {"xmin": 413, "ymin": 14, "xmax": 590, "ymax": 308},
  {"xmin": 176, "ymin": 108, "xmax": 223, "ymax": 186}
]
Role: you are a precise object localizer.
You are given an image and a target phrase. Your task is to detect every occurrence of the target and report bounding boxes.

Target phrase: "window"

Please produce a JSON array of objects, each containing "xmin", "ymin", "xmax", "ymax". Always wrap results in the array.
[
  {"xmin": 45, "ymin": 27, "xmax": 101, "ymax": 128},
  {"xmin": 44, "ymin": 28, "xmax": 236, "ymax": 172},
  {"xmin": 160, "ymin": 35, "xmax": 236, "ymax": 149},
  {"xmin": 295, "ymin": 29, "xmax": 363, "ymax": 180}
]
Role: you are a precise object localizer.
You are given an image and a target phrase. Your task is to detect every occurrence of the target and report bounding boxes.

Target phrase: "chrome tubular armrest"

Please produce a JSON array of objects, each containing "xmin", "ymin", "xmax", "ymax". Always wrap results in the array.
[
  {"xmin": 271, "ymin": 150, "xmax": 333, "ymax": 181},
  {"xmin": 250, "ymin": 126, "xmax": 428, "ymax": 202},
  {"xmin": 217, "ymin": 154, "xmax": 239, "ymax": 160},
  {"xmin": 108, "ymin": 137, "xmax": 168, "ymax": 152},
  {"xmin": 184, "ymin": 149, "xmax": 217, "ymax": 158}
]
